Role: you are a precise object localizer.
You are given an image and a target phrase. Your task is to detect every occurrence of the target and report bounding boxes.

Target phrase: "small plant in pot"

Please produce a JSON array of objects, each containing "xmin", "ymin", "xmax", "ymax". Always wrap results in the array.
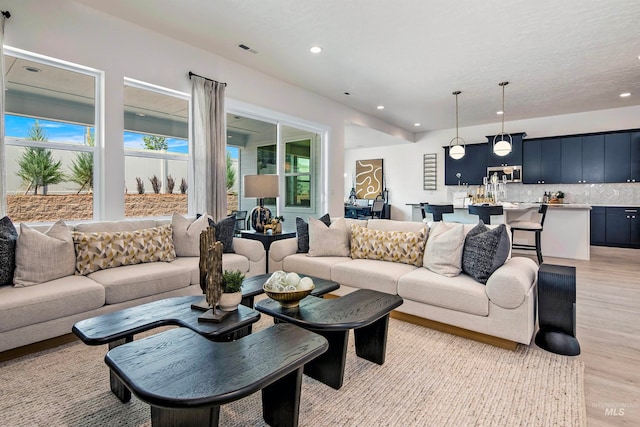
[{"xmin": 218, "ymin": 269, "xmax": 245, "ymax": 311}]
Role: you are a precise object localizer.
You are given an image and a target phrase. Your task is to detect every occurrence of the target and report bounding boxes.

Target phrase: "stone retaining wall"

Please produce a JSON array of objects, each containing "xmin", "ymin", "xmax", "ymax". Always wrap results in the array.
[{"xmin": 7, "ymin": 193, "xmax": 238, "ymax": 223}]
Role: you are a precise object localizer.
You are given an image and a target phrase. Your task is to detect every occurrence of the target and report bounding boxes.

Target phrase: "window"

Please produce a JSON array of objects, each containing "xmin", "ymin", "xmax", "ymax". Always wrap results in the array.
[
  {"xmin": 284, "ymin": 139, "xmax": 312, "ymax": 207},
  {"xmin": 123, "ymin": 79, "xmax": 189, "ymax": 218},
  {"xmin": 3, "ymin": 48, "xmax": 100, "ymax": 223},
  {"xmin": 227, "ymin": 110, "xmax": 323, "ymax": 224}
]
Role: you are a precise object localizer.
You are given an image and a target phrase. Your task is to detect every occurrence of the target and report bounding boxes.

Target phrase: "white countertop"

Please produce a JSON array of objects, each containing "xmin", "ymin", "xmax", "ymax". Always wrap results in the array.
[{"xmin": 452, "ymin": 203, "xmax": 591, "ymax": 210}]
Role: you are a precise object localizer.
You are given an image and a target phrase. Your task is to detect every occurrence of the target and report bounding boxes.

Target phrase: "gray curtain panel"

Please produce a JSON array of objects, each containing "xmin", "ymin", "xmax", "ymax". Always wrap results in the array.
[{"xmin": 190, "ymin": 75, "xmax": 226, "ymax": 220}]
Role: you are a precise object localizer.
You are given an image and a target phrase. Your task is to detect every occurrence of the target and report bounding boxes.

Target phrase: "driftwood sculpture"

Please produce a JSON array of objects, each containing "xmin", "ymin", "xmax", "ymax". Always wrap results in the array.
[{"xmin": 195, "ymin": 226, "xmax": 228, "ymax": 322}]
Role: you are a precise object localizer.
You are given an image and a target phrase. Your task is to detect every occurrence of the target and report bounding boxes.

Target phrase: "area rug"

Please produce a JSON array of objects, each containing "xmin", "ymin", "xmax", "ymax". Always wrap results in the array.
[{"xmin": 0, "ymin": 316, "xmax": 586, "ymax": 426}]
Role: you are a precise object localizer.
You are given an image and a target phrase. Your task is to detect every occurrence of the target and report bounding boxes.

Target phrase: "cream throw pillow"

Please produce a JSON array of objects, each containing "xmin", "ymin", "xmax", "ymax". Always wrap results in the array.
[
  {"xmin": 423, "ymin": 222, "xmax": 466, "ymax": 277},
  {"xmin": 172, "ymin": 213, "xmax": 209, "ymax": 257},
  {"xmin": 13, "ymin": 220, "xmax": 76, "ymax": 287},
  {"xmin": 308, "ymin": 217, "xmax": 350, "ymax": 257}
]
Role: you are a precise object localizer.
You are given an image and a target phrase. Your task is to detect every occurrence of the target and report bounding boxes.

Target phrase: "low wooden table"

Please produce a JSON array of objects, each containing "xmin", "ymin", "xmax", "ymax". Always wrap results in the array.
[
  {"xmin": 241, "ymin": 273, "xmax": 341, "ymax": 308},
  {"xmin": 105, "ymin": 324, "xmax": 328, "ymax": 427},
  {"xmin": 73, "ymin": 296, "xmax": 260, "ymax": 403},
  {"xmin": 255, "ymin": 289, "xmax": 403, "ymax": 389}
]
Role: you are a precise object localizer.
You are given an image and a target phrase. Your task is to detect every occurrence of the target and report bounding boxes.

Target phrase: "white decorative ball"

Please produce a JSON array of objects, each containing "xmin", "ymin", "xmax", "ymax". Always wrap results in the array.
[
  {"xmin": 298, "ymin": 276, "xmax": 314, "ymax": 290},
  {"xmin": 285, "ymin": 272, "xmax": 301, "ymax": 287}
]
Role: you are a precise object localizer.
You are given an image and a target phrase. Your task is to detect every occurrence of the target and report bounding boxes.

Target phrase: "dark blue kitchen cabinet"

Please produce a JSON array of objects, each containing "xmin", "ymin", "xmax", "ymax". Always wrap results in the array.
[
  {"xmin": 523, "ymin": 138, "xmax": 562, "ymax": 184},
  {"xmin": 486, "ymin": 132, "xmax": 525, "ymax": 167},
  {"xmin": 561, "ymin": 135, "xmax": 604, "ymax": 184},
  {"xmin": 444, "ymin": 143, "xmax": 488, "ymax": 186},
  {"xmin": 590, "ymin": 206, "xmax": 606, "ymax": 245},
  {"xmin": 605, "ymin": 207, "xmax": 640, "ymax": 248},
  {"xmin": 582, "ymin": 135, "xmax": 604, "ymax": 183},
  {"xmin": 631, "ymin": 132, "xmax": 640, "ymax": 182},
  {"xmin": 604, "ymin": 132, "xmax": 631, "ymax": 183},
  {"xmin": 561, "ymin": 137, "xmax": 582, "ymax": 183}
]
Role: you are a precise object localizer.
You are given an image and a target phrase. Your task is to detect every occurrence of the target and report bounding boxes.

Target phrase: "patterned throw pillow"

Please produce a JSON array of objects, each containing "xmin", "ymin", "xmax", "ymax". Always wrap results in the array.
[
  {"xmin": 0, "ymin": 216, "xmax": 18, "ymax": 287},
  {"xmin": 73, "ymin": 224, "xmax": 176, "ymax": 275},
  {"xmin": 308, "ymin": 217, "xmax": 350, "ymax": 257},
  {"xmin": 172, "ymin": 213, "xmax": 209, "ymax": 257},
  {"xmin": 206, "ymin": 215, "xmax": 236, "ymax": 253},
  {"xmin": 14, "ymin": 220, "xmax": 76, "ymax": 287},
  {"xmin": 462, "ymin": 221, "xmax": 511, "ymax": 284},
  {"xmin": 296, "ymin": 213, "xmax": 331, "ymax": 253},
  {"xmin": 350, "ymin": 225, "xmax": 427, "ymax": 266}
]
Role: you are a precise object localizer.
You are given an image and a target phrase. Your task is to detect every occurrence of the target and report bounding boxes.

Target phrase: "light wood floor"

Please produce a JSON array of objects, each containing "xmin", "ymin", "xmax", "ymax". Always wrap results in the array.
[{"xmin": 531, "ymin": 246, "xmax": 640, "ymax": 426}]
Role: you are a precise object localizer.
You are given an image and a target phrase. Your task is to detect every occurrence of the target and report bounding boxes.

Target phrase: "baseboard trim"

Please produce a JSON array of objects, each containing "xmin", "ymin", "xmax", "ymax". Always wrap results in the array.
[
  {"xmin": 0, "ymin": 334, "xmax": 79, "ymax": 363},
  {"xmin": 390, "ymin": 311, "xmax": 518, "ymax": 351}
]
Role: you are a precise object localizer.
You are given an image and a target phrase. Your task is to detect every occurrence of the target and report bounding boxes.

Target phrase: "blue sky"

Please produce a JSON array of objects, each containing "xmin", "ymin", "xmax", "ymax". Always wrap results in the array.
[
  {"xmin": 5, "ymin": 115, "xmax": 189, "ymax": 154},
  {"xmin": 5, "ymin": 114, "xmax": 240, "ymax": 158}
]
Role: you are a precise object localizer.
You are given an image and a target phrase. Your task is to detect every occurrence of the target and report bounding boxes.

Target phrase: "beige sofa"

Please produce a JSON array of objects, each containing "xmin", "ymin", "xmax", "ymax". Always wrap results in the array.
[
  {"xmin": 268, "ymin": 219, "xmax": 538, "ymax": 347},
  {"xmin": 0, "ymin": 218, "xmax": 266, "ymax": 353}
]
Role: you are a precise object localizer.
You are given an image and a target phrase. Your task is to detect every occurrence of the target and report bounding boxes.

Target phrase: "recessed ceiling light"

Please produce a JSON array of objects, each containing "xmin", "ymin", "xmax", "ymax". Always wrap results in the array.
[
  {"xmin": 496, "ymin": 110, "xmax": 504, "ymax": 115},
  {"xmin": 414, "ymin": 123, "xmax": 421, "ymax": 127},
  {"xmin": 23, "ymin": 66, "xmax": 41, "ymax": 73},
  {"xmin": 377, "ymin": 105, "xmax": 385, "ymax": 110},
  {"xmin": 310, "ymin": 46, "xmax": 323, "ymax": 54},
  {"xmin": 620, "ymin": 92, "xmax": 631, "ymax": 98},
  {"xmin": 136, "ymin": 113, "xmax": 146, "ymax": 117}
]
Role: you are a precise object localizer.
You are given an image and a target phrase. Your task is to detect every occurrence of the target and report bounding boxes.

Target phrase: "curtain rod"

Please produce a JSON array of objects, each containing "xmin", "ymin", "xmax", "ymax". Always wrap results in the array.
[
  {"xmin": 1, "ymin": 10, "xmax": 10, "ymax": 19},
  {"xmin": 188, "ymin": 71, "xmax": 227, "ymax": 87}
]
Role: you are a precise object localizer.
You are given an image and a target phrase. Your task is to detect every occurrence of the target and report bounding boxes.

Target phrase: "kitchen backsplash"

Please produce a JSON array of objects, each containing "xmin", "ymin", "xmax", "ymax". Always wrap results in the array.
[{"xmin": 447, "ymin": 183, "xmax": 640, "ymax": 206}]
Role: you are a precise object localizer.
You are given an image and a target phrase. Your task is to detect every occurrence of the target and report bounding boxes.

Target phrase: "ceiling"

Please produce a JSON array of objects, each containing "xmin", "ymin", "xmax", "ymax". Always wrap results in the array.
[{"xmin": 64, "ymin": 1, "xmax": 640, "ymax": 138}]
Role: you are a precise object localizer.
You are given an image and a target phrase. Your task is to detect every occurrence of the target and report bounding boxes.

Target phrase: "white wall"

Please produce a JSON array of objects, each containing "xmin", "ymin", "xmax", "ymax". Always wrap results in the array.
[
  {"xmin": 345, "ymin": 105, "xmax": 640, "ymax": 221},
  {"xmin": 3, "ymin": 0, "xmax": 410, "ymax": 220}
]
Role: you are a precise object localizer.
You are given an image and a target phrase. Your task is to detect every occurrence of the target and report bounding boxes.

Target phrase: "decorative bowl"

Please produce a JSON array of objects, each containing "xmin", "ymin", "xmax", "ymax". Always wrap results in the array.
[{"xmin": 263, "ymin": 285, "xmax": 314, "ymax": 308}]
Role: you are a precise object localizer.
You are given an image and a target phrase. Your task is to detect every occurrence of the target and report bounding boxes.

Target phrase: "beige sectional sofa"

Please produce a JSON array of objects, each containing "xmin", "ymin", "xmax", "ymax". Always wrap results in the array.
[
  {"xmin": 0, "ymin": 217, "xmax": 266, "ymax": 353},
  {"xmin": 269, "ymin": 219, "xmax": 538, "ymax": 347}
]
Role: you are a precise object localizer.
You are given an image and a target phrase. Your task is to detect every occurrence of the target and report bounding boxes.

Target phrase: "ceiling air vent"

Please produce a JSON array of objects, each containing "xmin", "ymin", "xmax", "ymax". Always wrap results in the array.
[{"xmin": 238, "ymin": 44, "xmax": 258, "ymax": 54}]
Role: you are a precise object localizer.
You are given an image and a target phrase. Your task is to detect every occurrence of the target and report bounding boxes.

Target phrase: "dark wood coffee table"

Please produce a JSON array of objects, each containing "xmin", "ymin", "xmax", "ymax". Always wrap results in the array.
[
  {"xmin": 73, "ymin": 295, "xmax": 260, "ymax": 403},
  {"xmin": 255, "ymin": 289, "xmax": 403, "ymax": 389},
  {"xmin": 105, "ymin": 324, "xmax": 328, "ymax": 427},
  {"xmin": 241, "ymin": 273, "xmax": 340, "ymax": 308}
]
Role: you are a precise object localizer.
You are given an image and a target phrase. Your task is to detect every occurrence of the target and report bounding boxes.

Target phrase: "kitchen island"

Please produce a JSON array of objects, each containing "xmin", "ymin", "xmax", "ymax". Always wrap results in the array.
[{"xmin": 413, "ymin": 202, "xmax": 591, "ymax": 260}]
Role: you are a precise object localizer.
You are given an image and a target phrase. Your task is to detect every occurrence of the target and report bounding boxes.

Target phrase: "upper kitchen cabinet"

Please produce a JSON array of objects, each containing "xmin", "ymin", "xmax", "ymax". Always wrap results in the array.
[
  {"xmin": 604, "ymin": 132, "xmax": 632, "ymax": 183},
  {"xmin": 486, "ymin": 132, "xmax": 526, "ymax": 167},
  {"xmin": 561, "ymin": 135, "xmax": 604, "ymax": 184},
  {"xmin": 632, "ymin": 132, "xmax": 640, "ymax": 182},
  {"xmin": 444, "ymin": 143, "xmax": 488, "ymax": 186},
  {"xmin": 522, "ymin": 138, "xmax": 562, "ymax": 184}
]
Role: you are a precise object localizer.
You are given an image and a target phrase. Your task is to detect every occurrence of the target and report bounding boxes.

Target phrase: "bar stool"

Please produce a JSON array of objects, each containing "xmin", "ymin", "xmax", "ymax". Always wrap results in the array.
[
  {"xmin": 422, "ymin": 203, "xmax": 454, "ymax": 222},
  {"xmin": 509, "ymin": 204, "xmax": 548, "ymax": 264},
  {"xmin": 468, "ymin": 204, "xmax": 504, "ymax": 225}
]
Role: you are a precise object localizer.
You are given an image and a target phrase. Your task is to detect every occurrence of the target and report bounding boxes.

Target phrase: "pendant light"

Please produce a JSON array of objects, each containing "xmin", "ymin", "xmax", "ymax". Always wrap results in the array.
[
  {"xmin": 493, "ymin": 81, "xmax": 512, "ymax": 157},
  {"xmin": 448, "ymin": 91, "xmax": 466, "ymax": 160}
]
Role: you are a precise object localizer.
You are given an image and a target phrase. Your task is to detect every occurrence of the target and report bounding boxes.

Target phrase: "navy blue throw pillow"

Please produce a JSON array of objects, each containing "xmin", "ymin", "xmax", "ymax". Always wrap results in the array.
[
  {"xmin": 196, "ymin": 214, "xmax": 236, "ymax": 253},
  {"xmin": 0, "ymin": 216, "xmax": 18, "ymax": 287},
  {"xmin": 462, "ymin": 221, "xmax": 510, "ymax": 284}
]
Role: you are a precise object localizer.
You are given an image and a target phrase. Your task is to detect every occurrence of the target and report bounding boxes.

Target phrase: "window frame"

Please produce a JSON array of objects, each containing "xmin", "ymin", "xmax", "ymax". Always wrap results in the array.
[
  {"xmin": 123, "ymin": 77, "xmax": 191, "ymax": 218},
  {"xmin": 226, "ymin": 99, "xmax": 328, "ymax": 217},
  {"xmin": 3, "ymin": 46, "xmax": 103, "ymax": 220}
]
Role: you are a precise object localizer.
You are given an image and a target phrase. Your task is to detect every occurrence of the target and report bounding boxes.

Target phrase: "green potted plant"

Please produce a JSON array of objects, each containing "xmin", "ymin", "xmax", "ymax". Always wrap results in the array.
[{"xmin": 218, "ymin": 269, "xmax": 245, "ymax": 311}]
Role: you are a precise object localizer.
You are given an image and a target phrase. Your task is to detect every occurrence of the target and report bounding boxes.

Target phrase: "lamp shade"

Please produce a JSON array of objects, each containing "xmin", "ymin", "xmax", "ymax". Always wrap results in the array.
[{"xmin": 244, "ymin": 174, "xmax": 280, "ymax": 198}]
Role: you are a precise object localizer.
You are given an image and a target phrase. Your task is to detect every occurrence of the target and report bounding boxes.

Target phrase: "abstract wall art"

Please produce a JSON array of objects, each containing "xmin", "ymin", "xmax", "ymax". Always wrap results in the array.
[{"xmin": 355, "ymin": 158, "xmax": 383, "ymax": 199}]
